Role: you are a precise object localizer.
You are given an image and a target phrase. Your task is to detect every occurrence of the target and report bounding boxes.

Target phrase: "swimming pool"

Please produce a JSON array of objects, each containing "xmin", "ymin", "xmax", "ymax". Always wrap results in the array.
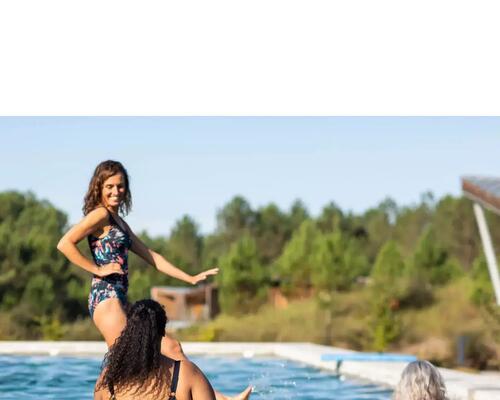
[{"xmin": 0, "ymin": 354, "xmax": 393, "ymax": 399}]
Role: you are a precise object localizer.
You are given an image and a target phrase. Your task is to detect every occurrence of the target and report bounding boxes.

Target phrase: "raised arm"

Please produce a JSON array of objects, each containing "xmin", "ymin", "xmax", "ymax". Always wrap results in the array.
[
  {"xmin": 125, "ymin": 225, "xmax": 218, "ymax": 285},
  {"xmin": 57, "ymin": 207, "xmax": 124, "ymax": 278}
]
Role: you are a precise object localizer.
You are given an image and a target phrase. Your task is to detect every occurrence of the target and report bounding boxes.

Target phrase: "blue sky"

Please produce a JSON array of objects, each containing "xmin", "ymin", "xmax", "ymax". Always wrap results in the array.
[{"xmin": 0, "ymin": 117, "xmax": 498, "ymax": 236}]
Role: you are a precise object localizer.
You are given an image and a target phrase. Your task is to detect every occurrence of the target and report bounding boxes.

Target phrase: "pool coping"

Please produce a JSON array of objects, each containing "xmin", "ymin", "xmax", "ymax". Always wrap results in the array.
[{"xmin": 1, "ymin": 341, "xmax": 499, "ymax": 400}]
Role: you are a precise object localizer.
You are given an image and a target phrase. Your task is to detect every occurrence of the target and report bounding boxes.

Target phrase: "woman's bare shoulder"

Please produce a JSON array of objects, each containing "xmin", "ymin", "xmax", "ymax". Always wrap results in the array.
[
  {"xmin": 179, "ymin": 360, "xmax": 213, "ymax": 385},
  {"xmin": 178, "ymin": 359, "xmax": 197, "ymax": 374},
  {"xmin": 85, "ymin": 207, "xmax": 109, "ymax": 221},
  {"xmin": 179, "ymin": 360, "xmax": 216, "ymax": 400},
  {"xmin": 81, "ymin": 207, "xmax": 111, "ymax": 229}
]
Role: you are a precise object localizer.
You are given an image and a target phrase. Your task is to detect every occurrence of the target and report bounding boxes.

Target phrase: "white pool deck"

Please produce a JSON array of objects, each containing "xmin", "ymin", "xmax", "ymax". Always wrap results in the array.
[{"xmin": 1, "ymin": 341, "xmax": 499, "ymax": 400}]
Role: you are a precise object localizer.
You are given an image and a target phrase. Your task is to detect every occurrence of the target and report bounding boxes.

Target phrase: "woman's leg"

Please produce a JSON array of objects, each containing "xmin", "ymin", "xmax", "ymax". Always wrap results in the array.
[
  {"xmin": 92, "ymin": 298, "xmax": 127, "ymax": 347},
  {"xmin": 93, "ymin": 298, "xmax": 190, "ymax": 357}
]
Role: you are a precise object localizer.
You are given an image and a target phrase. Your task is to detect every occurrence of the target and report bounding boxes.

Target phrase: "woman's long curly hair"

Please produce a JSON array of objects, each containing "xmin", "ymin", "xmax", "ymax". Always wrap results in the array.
[
  {"xmin": 83, "ymin": 160, "xmax": 132, "ymax": 216},
  {"xmin": 97, "ymin": 300, "xmax": 170, "ymax": 398},
  {"xmin": 393, "ymin": 360, "xmax": 448, "ymax": 400}
]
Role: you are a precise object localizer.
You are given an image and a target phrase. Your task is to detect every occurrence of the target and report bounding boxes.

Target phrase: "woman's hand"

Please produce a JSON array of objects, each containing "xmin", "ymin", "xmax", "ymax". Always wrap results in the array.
[
  {"xmin": 96, "ymin": 262, "xmax": 124, "ymax": 278},
  {"xmin": 190, "ymin": 268, "xmax": 219, "ymax": 285}
]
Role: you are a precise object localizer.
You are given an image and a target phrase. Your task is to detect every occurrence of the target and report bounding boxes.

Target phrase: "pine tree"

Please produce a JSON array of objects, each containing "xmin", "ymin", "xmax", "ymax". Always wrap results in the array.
[
  {"xmin": 217, "ymin": 235, "xmax": 267, "ymax": 315},
  {"xmin": 276, "ymin": 220, "xmax": 320, "ymax": 296}
]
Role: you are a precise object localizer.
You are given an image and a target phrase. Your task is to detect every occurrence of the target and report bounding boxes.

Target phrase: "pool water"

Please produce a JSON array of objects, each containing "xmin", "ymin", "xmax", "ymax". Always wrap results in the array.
[{"xmin": 0, "ymin": 355, "xmax": 392, "ymax": 399}]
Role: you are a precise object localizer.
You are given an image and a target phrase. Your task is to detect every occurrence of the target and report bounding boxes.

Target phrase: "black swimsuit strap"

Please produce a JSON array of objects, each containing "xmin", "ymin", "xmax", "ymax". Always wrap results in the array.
[
  {"xmin": 169, "ymin": 360, "xmax": 181, "ymax": 399},
  {"xmin": 105, "ymin": 208, "xmax": 130, "ymax": 236},
  {"xmin": 105, "ymin": 207, "xmax": 117, "ymax": 225}
]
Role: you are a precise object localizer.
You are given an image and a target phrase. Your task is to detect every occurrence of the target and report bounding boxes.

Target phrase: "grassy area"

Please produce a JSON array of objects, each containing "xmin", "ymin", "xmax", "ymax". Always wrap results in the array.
[
  {"xmin": 177, "ymin": 277, "xmax": 500, "ymax": 370},
  {"xmin": 0, "ymin": 277, "xmax": 497, "ymax": 370},
  {"xmin": 0, "ymin": 313, "xmax": 102, "ymax": 341}
]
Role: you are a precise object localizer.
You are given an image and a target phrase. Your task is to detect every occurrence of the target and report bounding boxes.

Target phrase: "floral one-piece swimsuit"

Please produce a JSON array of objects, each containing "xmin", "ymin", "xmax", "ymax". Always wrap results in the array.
[{"xmin": 87, "ymin": 209, "xmax": 132, "ymax": 318}]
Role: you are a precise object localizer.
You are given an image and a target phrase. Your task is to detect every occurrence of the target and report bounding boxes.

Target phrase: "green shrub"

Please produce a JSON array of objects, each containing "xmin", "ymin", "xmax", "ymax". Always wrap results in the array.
[
  {"xmin": 217, "ymin": 235, "xmax": 268, "ymax": 315},
  {"xmin": 461, "ymin": 331, "xmax": 497, "ymax": 370},
  {"xmin": 36, "ymin": 315, "xmax": 65, "ymax": 340},
  {"xmin": 370, "ymin": 298, "xmax": 401, "ymax": 351},
  {"xmin": 470, "ymin": 255, "xmax": 496, "ymax": 306}
]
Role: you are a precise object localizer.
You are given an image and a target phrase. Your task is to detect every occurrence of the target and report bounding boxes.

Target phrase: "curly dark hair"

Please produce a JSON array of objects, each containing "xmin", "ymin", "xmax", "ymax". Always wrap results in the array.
[
  {"xmin": 97, "ymin": 300, "xmax": 170, "ymax": 398},
  {"xmin": 83, "ymin": 160, "xmax": 132, "ymax": 216}
]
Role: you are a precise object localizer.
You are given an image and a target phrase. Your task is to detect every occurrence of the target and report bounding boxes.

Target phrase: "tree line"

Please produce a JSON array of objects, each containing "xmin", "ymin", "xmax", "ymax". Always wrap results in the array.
[{"xmin": 0, "ymin": 190, "xmax": 498, "ymax": 342}]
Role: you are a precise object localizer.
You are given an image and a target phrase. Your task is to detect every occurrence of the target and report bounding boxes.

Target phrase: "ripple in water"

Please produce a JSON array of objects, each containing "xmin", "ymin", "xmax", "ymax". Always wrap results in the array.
[{"xmin": 0, "ymin": 355, "xmax": 392, "ymax": 399}]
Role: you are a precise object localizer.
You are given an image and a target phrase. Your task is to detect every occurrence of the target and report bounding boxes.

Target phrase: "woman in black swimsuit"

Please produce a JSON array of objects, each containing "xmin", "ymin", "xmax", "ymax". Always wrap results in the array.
[{"xmin": 94, "ymin": 299, "xmax": 216, "ymax": 400}]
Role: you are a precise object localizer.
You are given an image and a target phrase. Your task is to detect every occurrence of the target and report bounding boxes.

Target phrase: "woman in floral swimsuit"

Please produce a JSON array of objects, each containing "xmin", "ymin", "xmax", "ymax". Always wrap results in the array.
[
  {"xmin": 58, "ymin": 161, "xmax": 251, "ymax": 400},
  {"xmin": 87, "ymin": 207, "xmax": 132, "ymax": 318},
  {"xmin": 57, "ymin": 160, "xmax": 219, "ymax": 350}
]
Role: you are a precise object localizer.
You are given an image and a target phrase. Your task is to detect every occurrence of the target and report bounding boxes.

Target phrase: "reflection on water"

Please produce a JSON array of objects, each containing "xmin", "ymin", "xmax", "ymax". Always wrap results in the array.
[{"xmin": 0, "ymin": 354, "xmax": 392, "ymax": 399}]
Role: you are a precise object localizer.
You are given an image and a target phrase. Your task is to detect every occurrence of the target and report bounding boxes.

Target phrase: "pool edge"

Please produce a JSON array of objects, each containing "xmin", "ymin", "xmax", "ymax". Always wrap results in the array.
[{"xmin": 0, "ymin": 341, "xmax": 499, "ymax": 400}]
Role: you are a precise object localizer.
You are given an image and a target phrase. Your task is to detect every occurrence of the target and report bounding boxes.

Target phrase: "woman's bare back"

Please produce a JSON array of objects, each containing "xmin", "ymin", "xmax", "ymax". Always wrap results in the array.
[{"xmin": 95, "ymin": 358, "xmax": 216, "ymax": 400}]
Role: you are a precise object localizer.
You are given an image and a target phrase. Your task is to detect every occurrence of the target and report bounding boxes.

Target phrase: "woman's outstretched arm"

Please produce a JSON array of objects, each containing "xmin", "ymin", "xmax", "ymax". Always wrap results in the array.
[{"xmin": 126, "ymin": 225, "xmax": 218, "ymax": 284}]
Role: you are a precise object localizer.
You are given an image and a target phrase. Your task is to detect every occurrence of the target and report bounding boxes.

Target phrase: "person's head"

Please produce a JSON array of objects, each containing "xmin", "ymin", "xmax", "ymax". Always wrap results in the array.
[
  {"xmin": 83, "ymin": 160, "xmax": 132, "ymax": 216},
  {"xmin": 98, "ymin": 299, "xmax": 168, "ymax": 397},
  {"xmin": 393, "ymin": 360, "xmax": 448, "ymax": 400}
]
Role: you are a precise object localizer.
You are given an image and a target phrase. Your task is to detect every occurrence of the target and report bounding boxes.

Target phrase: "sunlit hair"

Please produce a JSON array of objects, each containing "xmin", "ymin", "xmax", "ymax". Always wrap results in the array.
[
  {"xmin": 393, "ymin": 360, "xmax": 448, "ymax": 400},
  {"xmin": 83, "ymin": 160, "xmax": 132, "ymax": 216},
  {"xmin": 97, "ymin": 300, "xmax": 169, "ymax": 398}
]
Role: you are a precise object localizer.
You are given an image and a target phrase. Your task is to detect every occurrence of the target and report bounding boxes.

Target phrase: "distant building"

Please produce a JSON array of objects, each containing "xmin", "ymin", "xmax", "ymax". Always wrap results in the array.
[{"xmin": 151, "ymin": 284, "xmax": 220, "ymax": 323}]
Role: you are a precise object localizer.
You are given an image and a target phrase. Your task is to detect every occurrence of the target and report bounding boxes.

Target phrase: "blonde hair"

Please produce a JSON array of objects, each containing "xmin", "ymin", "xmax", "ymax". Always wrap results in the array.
[{"xmin": 393, "ymin": 360, "xmax": 448, "ymax": 400}]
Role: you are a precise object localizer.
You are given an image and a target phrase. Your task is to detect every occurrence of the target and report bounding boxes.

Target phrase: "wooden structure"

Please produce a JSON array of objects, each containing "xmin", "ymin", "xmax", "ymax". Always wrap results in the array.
[{"xmin": 151, "ymin": 284, "xmax": 220, "ymax": 322}]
